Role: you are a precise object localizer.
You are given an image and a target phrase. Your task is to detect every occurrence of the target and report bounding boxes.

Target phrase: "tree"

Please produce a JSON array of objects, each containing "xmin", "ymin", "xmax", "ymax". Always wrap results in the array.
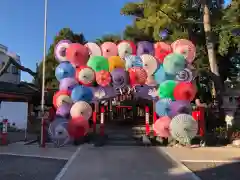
[
  {"xmin": 95, "ymin": 34, "xmax": 122, "ymax": 45},
  {"xmin": 36, "ymin": 28, "xmax": 87, "ymax": 89}
]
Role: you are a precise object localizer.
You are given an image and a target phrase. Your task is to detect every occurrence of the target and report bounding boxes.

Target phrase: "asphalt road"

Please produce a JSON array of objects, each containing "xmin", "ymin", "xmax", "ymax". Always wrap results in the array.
[{"xmin": 0, "ymin": 155, "xmax": 66, "ymax": 180}]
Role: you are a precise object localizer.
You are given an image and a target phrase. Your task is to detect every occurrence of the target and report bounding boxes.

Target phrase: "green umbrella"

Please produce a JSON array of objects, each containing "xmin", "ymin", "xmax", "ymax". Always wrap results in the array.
[
  {"xmin": 163, "ymin": 53, "xmax": 186, "ymax": 75},
  {"xmin": 87, "ymin": 56, "xmax": 109, "ymax": 72},
  {"xmin": 157, "ymin": 80, "xmax": 177, "ymax": 100}
]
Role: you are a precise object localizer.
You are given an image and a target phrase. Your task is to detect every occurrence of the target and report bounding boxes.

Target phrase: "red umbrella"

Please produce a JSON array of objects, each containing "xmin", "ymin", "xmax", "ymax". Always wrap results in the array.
[
  {"xmin": 96, "ymin": 70, "xmax": 112, "ymax": 87},
  {"xmin": 66, "ymin": 43, "xmax": 89, "ymax": 67},
  {"xmin": 154, "ymin": 42, "xmax": 172, "ymax": 63},
  {"xmin": 53, "ymin": 90, "xmax": 72, "ymax": 109},
  {"xmin": 173, "ymin": 82, "xmax": 197, "ymax": 101},
  {"xmin": 128, "ymin": 67, "xmax": 147, "ymax": 87},
  {"xmin": 68, "ymin": 116, "xmax": 89, "ymax": 138}
]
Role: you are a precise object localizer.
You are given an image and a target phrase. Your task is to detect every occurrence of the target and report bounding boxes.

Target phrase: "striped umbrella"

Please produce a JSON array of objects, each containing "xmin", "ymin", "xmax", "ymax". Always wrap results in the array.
[
  {"xmin": 96, "ymin": 70, "xmax": 111, "ymax": 87},
  {"xmin": 155, "ymin": 98, "xmax": 172, "ymax": 117},
  {"xmin": 176, "ymin": 68, "xmax": 193, "ymax": 82},
  {"xmin": 124, "ymin": 55, "xmax": 143, "ymax": 70},
  {"xmin": 172, "ymin": 39, "xmax": 196, "ymax": 64},
  {"xmin": 153, "ymin": 116, "xmax": 171, "ymax": 138},
  {"xmin": 48, "ymin": 117, "xmax": 70, "ymax": 147},
  {"xmin": 101, "ymin": 42, "xmax": 118, "ymax": 58},
  {"xmin": 163, "ymin": 53, "xmax": 186, "ymax": 75},
  {"xmin": 84, "ymin": 42, "xmax": 102, "ymax": 57},
  {"xmin": 170, "ymin": 114, "xmax": 198, "ymax": 145},
  {"xmin": 54, "ymin": 40, "xmax": 72, "ymax": 62},
  {"xmin": 75, "ymin": 66, "xmax": 95, "ymax": 86},
  {"xmin": 128, "ymin": 67, "xmax": 147, "ymax": 87},
  {"xmin": 169, "ymin": 100, "xmax": 192, "ymax": 118},
  {"xmin": 118, "ymin": 40, "xmax": 137, "ymax": 58},
  {"xmin": 140, "ymin": 54, "xmax": 158, "ymax": 76},
  {"xmin": 70, "ymin": 101, "xmax": 92, "ymax": 120}
]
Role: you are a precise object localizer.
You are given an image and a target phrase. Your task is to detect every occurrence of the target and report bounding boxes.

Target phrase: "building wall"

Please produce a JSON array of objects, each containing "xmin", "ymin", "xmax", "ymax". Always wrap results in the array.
[{"xmin": 0, "ymin": 44, "xmax": 21, "ymax": 84}]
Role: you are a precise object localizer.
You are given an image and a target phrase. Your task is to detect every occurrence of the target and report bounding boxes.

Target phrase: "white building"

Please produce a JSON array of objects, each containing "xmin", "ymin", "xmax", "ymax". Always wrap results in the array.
[{"xmin": 0, "ymin": 44, "xmax": 21, "ymax": 84}]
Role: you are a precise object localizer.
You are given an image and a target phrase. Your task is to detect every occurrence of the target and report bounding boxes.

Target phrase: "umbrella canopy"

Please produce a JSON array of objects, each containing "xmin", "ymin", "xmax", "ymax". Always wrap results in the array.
[
  {"xmin": 118, "ymin": 40, "xmax": 136, "ymax": 58},
  {"xmin": 163, "ymin": 53, "xmax": 186, "ymax": 75},
  {"xmin": 111, "ymin": 68, "xmax": 128, "ymax": 89},
  {"xmin": 101, "ymin": 42, "xmax": 118, "ymax": 58},
  {"xmin": 87, "ymin": 56, "xmax": 109, "ymax": 72},
  {"xmin": 84, "ymin": 42, "xmax": 102, "ymax": 57},
  {"xmin": 155, "ymin": 98, "xmax": 172, "ymax": 117},
  {"xmin": 153, "ymin": 116, "xmax": 171, "ymax": 138},
  {"xmin": 70, "ymin": 101, "xmax": 92, "ymax": 120},
  {"xmin": 68, "ymin": 116, "xmax": 89, "ymax": 138},
  {"xmin": 66, "ymin": 43, "xmax": 89, "ymax": 67},
  {"xmin": 175, "ymin": 68, "xmax": 193, "ymax": 82},
  {"xmin": 173, "ymin": 82, "xmax": 197, "ymax": 101},
  {"xmin": 96, "ymin": 70, "xmax": 111, "ymax": 87},
  {"xmin": 124, "ymin": 55, "xmax": 143, "ymax": 70},
  {"xmin": 154, "ymin": 42, "xmax": 172, "ymax": 63},
  {"xmin": 56, "ymin": 103, "xmax": 72, "ymax": 118},
  {"xmin": 128, "ymin": 67, "xmax": 147, "ymax": 87},
  {"xmin": 140, "ymin": 54, "xmax": 158, "ymax": 76},
  {"xmin": 137, "ymin": 41, "xmax": 154, "ymax": 56},
  {"xmin": 157, "ymin": 80, "xmax": 177, "ymax": 100},
  {"xmin": 169, "ymin": 100, "xmax": 192, "ymax": 118},
  {"xmin": 54, "ymin": 40, "xmax": 72, "ymax": 62},
  {"xmin": 170, "ymin": 114, "xmax": 198, "ymax": 144},
  {"xmin": 59, "ymin": 77, "xmax": 78, "ymax": 91},
  {"xmin": 75, "ymin": 66, "xmax": 95, "ymax": 86},
  {"xmin": 154, "ymin": 65, "xmax": 175, "ymax": 84},
  {"xmin": 53, "ymin": 90, "xmax": 72, "ymax": 109},
  {"xmin": 55, "ymin": 62, "xmax": 75, "ymax": 81},
  {"xmin": 108, "ymin": 56, "xmax": 125, "ymax": 72}
]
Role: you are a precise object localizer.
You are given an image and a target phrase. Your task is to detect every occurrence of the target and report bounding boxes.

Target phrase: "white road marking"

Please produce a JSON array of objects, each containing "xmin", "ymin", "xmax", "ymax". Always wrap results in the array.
[
  {"xmin": 0, "ymin": 152, "xmax": 68, "ymax": 160},
  {"xmin": 157, "ymin": 147, "xmax": 202, "ymax": 180},
  {"xmin": 54, "ymin": 146, "xmax": 82, "ymax": 180},
  {"xmin": 182, "ymin": 159, "xmax": 240, "ymax": 163}
]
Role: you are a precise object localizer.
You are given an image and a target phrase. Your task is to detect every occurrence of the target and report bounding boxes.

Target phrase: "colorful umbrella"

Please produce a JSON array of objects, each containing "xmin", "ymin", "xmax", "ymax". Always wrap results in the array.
[
  {"xmin": 118, "ymin": 40, "xmax": 136, "ymax": 58},
  {"xmin": 70, "ymin": 101, "xmax": 92, "ymax": 120},
  {"xmin": 75, "ymin": 66, "xmax": 95, "ymax": 86},
  {"xmin": 66, "ymin": 43, "xmax": 89, "ymax": 67},
  {"xmin": 108, "ymin": 56, "xmax": 125, "ymax": 72},
  {"xmin": 84, "ymin": 42, "xmax": 102, "ymax": 57},
  {"xmin": 96, "ymin": 70, "xmax": 111, "ymax": 87},
  {"xmin": 169, "ymin": 100, "xmax": 192, "ymax": 118},
  {"xmin": 111, "ymin": 68, "xmax": 128, "ymax": 89},
  {"xmin": 54, "ymin": 40, "xmax": 72, "ymax": 62},
  {"xmin": 155, "ymin": 98, "xmax": 172, "ymax": 117},
  {"xmin": 68, "ymin": 116, "xmax": 89, "ymax": 138},
  {"xmin": 53, "ymin": 90, "xmax": 72, "ymax": 109},
  {"xmin": 87, "ymin": 56, "xmax": 109, "ymax": 72},
  {"xmin": 101, "ymin": 42, "xmax": 118, "ymax": 58},
  {"xmin": 163, "ymin": 53, "xmax": 186, "ymax": 75},
  {"xmin": 140, "ymin": 54, "xmax": 158, "ymax": 76},
  {"xmin": 145, "ymin": 76, "xmax": 157, "ymax": 86},
  {"xmin": 154, "ymin": 65, "xmax": 175, "ymax": 84},
  {"xmin": 157, "ymin": 80, "xmax": 177, "ymax": 100},
  {"xmin": 173, "ymin": 82, "xmax": 197, "ymax": 101},
  {"xmin": 176, "ymin": 68, "xmax": 193, "ymax": 82},
  {"xmin": 154, "ymin": 42, "xmax": 172, "ymax": 63},
  {"xmin": 59, "ymin": 77, "xmax": 78, "ymax": 91},
  {"xmin": 137, "ymin": 41, "xmax": 154, "ymax": 56},
  {"xmin": 71, "ymin": 85, "xmax": 93, "ymax": 103},
  {"xmin": 128, "ymin": 67, "xmax": 147, "ymax": 87},
  {"xmin": 91, "ymin": 87, "xmax": 106, "ymax": 100},
  {"xmin": 56, "ymin": 103, "xmax": 72, "ymax": 118},
  {"xmin": 55, "ymin": 62, "xmax": 75, "ymax": 81},
  {"xmin": 124, "ymin": 55, "xmax": 143, "ymax": 70},
  {"xmin": 170, "ymin": 114, "xmax": 198, "ymax": 144},
  {"xmin": 153, "ymin": 116, "xmax": 171, "ymax": 138},
  {"xmin": 172, "ymin": 39, "xmax": 196, "ymax": 64}
]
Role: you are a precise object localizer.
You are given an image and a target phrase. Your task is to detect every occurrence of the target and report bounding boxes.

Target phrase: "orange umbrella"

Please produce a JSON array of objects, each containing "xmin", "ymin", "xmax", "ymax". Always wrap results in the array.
[{"xmin": 96, "ymin": 70, "xmax": 112, "ymax": 87}]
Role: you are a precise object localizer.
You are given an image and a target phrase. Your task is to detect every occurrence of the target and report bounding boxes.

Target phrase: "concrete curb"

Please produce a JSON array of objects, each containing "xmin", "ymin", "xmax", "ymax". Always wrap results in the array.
[{"xmin": 157, "ymin": 147, "xmax": 202, "ymax": 180}]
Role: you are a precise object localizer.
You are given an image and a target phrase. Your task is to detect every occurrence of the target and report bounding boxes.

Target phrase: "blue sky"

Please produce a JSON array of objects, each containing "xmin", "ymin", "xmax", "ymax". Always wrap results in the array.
[{"xmin": 0, "ymin": 0, "xmax": 231, "ymax": 82}]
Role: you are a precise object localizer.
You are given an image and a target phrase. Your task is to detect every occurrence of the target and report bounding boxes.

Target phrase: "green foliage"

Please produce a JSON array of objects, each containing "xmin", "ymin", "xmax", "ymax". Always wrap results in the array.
[
  {"xmin": 36, "ymin": 28, "xmax": 87, "ymax": 89},
  {"xmin": 95, "ymin": 34, "xmax": 122, "ymax": 45}
]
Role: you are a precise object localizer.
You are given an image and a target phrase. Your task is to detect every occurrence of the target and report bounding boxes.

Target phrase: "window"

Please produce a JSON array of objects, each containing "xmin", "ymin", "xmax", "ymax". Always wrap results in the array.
[{"xmin": 12, "ymin": 66, "xmax": 19, "ymax": 75}]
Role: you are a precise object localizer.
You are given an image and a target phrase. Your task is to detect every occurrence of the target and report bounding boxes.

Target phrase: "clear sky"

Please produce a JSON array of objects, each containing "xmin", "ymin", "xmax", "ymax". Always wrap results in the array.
[{"xmin": 0, "ymin": 0, "xmax": 231, "ymax": 82}]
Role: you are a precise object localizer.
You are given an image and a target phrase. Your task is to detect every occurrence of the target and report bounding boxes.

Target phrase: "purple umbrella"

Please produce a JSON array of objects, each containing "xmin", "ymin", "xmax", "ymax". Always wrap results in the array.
[
  {"xmin": 56, "ymin": 103, "xmax": 72, "ymax": 118},
  {"xmin": 169, "ymin": 100, "xmax": 192, "ymax": 118},
  {"xmin": 59, "ymin": 77, "xmax": 78, "ymax": 91},
  {"xmin": 137, "ymin": 41, "xmax": 154, "ymax": 56},
  {"xmin": 111, "ymin": 68, "xmax": 128, "ymax": 89}
]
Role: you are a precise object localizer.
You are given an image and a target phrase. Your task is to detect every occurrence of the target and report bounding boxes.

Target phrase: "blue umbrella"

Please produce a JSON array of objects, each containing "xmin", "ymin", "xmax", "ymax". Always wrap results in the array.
[
  {"xmin": 55, "ymin": 62, "xmax": 75, "ymax": 81},
  {"xmin": 71, "ymin": 85, "xmax": 93, "ymax": 103},
  {"xmin": 154, "ymin": 65, "xmax": 175, "ymax": 84},
  {"xmin": 155, "ymin": 98, "xmax": 172, "ymax": 117}
]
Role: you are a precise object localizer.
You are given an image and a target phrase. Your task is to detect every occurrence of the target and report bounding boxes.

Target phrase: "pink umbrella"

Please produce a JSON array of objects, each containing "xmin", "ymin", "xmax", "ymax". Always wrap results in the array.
[{"xmin": 153, "ymin": 116, "xmax": 171, "ymax": 138}]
